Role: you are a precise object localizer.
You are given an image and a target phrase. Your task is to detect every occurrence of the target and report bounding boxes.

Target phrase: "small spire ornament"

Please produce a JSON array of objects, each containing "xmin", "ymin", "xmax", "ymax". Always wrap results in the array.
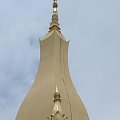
[
  {"xmin": 49, "ymin": 0, "xmax": 61, "ymax": 32},
  {"xmin": 47, "ymin": 86, "xmax": 68, "ymax": 120}
]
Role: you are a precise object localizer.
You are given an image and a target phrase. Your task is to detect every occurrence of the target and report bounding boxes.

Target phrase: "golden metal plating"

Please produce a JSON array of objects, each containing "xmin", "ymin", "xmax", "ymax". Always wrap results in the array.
[{"xmin": 47, "ymin": 86, "xmax": 68, "ymax": 120}]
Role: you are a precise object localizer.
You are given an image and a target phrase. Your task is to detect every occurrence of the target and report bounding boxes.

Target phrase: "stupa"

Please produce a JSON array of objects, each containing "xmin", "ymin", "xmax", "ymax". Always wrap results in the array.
[{"xmin": 16, "ymin": 0, "xmax": 89, "ymax": 120}]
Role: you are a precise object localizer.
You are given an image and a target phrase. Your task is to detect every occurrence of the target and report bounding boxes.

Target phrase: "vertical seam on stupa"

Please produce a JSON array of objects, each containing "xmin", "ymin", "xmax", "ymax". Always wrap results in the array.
[
  {"xmin": 53, "ymin": 33, "xmax": 56, "ymax": 85},
  {"xmin": 60, "ymin": 38, "xmax": 73, "ymax": 120}
]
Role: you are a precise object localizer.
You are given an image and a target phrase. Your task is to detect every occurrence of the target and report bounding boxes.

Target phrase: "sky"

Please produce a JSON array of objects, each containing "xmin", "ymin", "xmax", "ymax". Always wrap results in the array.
[{"xmin": 0, "ymin": 0, "xmax": 120, "ymax": 120}]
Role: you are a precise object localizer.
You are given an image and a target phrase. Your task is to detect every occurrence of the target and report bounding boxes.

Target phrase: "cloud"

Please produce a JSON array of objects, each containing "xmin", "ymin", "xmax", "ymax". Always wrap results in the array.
[{"xmin": 0, "ymin": 0, "xmax": 120, "ymax": 120}]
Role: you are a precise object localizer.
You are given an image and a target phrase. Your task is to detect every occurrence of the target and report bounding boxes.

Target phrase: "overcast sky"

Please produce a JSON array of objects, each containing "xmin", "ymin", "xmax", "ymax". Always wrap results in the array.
[{"xmin": 0, "ymin": 0, "xmax": 120, "ymax": 120}]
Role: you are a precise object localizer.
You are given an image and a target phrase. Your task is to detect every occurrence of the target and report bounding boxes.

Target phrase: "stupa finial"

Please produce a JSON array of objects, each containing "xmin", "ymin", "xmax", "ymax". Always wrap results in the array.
[
  {"xmin": 53, "ymin": 0, "xmax": 58, "ymax": 13},
  {"xmin": 49, "ymin": 0, "xmax": 61, "ymax": 32}
]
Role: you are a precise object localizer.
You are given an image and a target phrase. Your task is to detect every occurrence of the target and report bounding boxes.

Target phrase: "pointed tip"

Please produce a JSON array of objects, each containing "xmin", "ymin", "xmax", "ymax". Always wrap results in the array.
[
  {"xmin": 55, "ymin": 86, "xmax": 59, "ymax": 93},
  {"xmin": 53, "ymin": 0, "xmax": 58, "ymax": 13}
]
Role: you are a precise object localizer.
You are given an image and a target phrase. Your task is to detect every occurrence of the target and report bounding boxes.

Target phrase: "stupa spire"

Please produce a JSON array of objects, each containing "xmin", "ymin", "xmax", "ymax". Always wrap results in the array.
[{"xmin": 49, "ymin": 0, "xmax": 60, "ymax": 32}]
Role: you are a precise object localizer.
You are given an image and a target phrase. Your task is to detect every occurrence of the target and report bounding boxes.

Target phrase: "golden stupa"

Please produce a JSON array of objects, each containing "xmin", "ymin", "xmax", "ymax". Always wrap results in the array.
[{"xmin": 16, "ymin": 0, "xmax": 89, "ymax": 120}]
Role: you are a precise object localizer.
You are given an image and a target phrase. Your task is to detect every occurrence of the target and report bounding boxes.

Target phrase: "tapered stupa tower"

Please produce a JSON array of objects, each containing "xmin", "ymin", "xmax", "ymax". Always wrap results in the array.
[{"xmin": 16, "ymin": 1, "xmax": 89, "ymax": 120}]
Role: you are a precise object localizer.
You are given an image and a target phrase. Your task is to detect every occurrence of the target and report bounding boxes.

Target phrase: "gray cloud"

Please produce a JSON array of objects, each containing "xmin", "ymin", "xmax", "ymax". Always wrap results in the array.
[{"xmin": 0, "ymin": 0, "xmax": 120, "ymax": 120}]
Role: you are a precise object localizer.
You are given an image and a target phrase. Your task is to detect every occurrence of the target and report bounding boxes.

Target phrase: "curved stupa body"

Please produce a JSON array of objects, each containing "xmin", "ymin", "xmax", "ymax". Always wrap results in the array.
[{"xmin": 16, "ymin": 1, "xmax": 89, "ymax": 120}]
